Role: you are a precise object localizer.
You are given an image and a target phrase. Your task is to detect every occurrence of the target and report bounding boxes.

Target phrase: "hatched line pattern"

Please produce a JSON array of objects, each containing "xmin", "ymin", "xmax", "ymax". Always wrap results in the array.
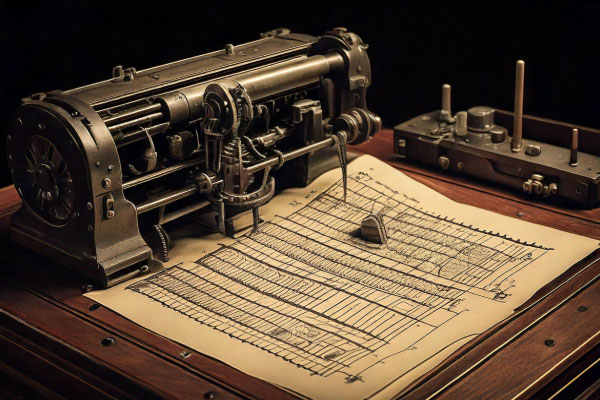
[{"xmin": 127, "ymin": 172, "xmax": 550, "ymax": 379}]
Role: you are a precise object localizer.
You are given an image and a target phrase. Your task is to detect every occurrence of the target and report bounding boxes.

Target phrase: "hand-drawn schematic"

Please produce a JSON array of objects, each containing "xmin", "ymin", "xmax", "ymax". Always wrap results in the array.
[{"xmin": 126, "ymin": 170, "xmax": 554, "ymax": 392}]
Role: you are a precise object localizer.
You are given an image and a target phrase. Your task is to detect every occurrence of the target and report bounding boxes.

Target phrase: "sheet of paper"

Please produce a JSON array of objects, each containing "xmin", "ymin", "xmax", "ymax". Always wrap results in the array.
[{"xmin": 87, "ymin": 155, "xmax": 598, "ymax": 399}]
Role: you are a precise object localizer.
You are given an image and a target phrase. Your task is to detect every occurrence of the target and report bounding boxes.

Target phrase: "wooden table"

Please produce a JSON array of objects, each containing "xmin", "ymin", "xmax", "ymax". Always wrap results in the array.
[{"xmin": 1, "ymin": 130, "xmax": 599, "ymax": 399}]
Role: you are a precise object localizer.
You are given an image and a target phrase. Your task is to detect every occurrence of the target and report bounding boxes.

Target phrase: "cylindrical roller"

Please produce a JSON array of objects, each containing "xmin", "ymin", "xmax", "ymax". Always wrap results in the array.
[
  {"xmin": 455, "ymin": 111, "xmax": 468, "ymax": 136},
  {"xmin": 511, "ymin": 60, "xmax": 525, "ymax": 152},
  {"xmin": 442, "ymin": 84, "xmax": 451, "ymax": 115},
  {"xmin": 570, "ymin": 128, "xmax": 579, "ymax": 166},
  {"xmin": 234, "ymin": 53, "xmax": 344, "ymax": 100}
]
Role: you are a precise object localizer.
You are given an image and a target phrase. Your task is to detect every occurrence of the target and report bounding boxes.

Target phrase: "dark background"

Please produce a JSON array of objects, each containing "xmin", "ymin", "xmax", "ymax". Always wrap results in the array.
[{"xmin": 1, "ymin": 0, "xmax": 599, "ymax": 187}]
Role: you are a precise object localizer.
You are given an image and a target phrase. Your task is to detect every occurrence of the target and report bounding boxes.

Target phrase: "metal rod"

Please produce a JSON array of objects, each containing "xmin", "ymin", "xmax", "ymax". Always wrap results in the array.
[
  {"xmin": 136, "ymin": 185, "xmax": 199, "ymax": 214},
  {"xmin": 442, "ymin": 84, "xmax": 451, "ymax": 115},
  {"xmin": 235, "ymin": 53, "xmax": 344, "ymax": 100},
  {"xmin": 115, "ymin": 122, "xmax": 170, "ymax": 147},
  {"xmin": 246, "ymin": 136, "xmax": 335, "ymax": 174},
  {"xmin": 252, "ymin": 207, "xmax": 260, "ymax": 232},
  {"xmin": 511, "ymin": 60, "xmax": 525, "ymax": 152},
  {"xmin": 103, "ymin": 103, "xmax": 162, "ymax": 125},
  {"xmin": 570, "ymin": 128, "xmax": 579, "ymax": 166},
  {"xmin": 455, "ymin": 111, "xmax": 468, "ymax": 136},
  {"xmin": 123, "ymin": 157, "xmax": 205, "ymax": 189},
  {"xmin": 108, "ymin": 112, "xmax": 164, "ymax": 132}
]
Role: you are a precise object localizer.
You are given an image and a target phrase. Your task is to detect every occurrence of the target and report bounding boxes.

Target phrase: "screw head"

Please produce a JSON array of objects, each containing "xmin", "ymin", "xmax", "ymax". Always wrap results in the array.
[
  {"xmin": 101, "ymin": 337, "xmax": 116, "ymax": 347},
  {"xmin": 578, "ymin": 305, "xmax": 588, "ymax": 312},
  {"xmin": 517, "ymin": 211, "xmax": 524, "ymax": 217},
  {"xmin": 544, "ymin": 339, "xmax": 555, "ymax": 347}
]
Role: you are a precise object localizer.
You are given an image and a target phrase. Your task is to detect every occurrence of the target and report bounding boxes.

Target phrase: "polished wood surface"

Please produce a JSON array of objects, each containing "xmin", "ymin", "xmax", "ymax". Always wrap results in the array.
[{"xmin": 1, "ymin": 129, "xmax": 599, "ymax": 399}]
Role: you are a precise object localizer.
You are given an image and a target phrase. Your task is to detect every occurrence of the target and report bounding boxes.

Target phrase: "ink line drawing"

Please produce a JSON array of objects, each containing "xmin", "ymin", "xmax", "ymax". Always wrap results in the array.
[{"xmin": 127, "ymin": 171, "xmax": 551, "ymax": 383}]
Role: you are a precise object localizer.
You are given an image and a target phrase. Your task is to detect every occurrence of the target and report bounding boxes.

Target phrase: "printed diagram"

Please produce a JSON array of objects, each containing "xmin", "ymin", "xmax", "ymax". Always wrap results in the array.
[{"xmin": 127, "ymin": 172, "xmax": 552, "ymax": 383}]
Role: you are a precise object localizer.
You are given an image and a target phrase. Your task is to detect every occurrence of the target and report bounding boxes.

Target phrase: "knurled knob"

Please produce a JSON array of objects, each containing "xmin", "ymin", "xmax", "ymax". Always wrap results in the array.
[{"xmin": 467, "ymin": 106, "xmax": 495, "ymax": 132}]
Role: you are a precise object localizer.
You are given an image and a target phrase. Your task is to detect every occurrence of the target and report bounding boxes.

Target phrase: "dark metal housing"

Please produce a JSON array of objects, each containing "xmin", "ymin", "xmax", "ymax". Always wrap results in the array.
[{"xmin": 6, "ymin": 28, "xmax": 381, "ymax": 287}]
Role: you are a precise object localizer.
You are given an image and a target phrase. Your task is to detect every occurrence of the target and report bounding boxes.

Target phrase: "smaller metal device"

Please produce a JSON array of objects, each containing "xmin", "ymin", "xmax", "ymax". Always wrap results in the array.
[
  {"xmin": 361, "ymin": 212, "xmax": 387, "ymax": 244},
  {"xmin": 393, "ymin": 60, "xmax": 600, "ymax": 208}
]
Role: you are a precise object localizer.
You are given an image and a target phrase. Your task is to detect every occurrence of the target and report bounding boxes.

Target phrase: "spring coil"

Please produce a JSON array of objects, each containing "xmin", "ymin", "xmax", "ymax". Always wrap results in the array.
[{"xmin": 153, "ymin": 224, "xmax": 170, "ymax": 262}]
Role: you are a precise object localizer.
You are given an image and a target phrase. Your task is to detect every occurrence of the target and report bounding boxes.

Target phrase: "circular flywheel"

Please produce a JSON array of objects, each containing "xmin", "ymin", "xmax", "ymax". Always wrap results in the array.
[{"xmin": 23, "ymin": 135, "xmax": 75, "ymax": 224}]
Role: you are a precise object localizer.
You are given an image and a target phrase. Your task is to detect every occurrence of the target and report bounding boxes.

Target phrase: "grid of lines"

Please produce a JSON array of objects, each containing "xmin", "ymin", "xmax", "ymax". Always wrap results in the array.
[{"xmin": 127, "ymin": 172, "xmax": 549, "ymax": 378}]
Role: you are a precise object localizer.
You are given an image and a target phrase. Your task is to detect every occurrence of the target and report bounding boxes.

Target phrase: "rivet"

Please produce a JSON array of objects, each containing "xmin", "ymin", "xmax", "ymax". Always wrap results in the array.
[
  {"xmin": 7, "ymin": 155, "xmax": 12, "ymax": 161},
  {"xmin": 7, "ymin": 134, "xmax": 11, "ymax": 140},
  {"xmin": 578, "ymin": 305, "xmax": 588, "ymax": 312},
  {"xmin": 101, "ymin": 337, "xmax": 116, "ymax": 347},
  {"xmin": 457, "ymin": 161, "xmax": 464, "ymax": 170},
  {"xmin": 95, "ymin": 160, "xmax": 101, "ymax": 167},
  {"xmin": 37, "ymin": 123, "xmax": 45, "ymax": 130},
  {"xmin": 86, "ymin": 202, "xmax": 93, "ymax": 210},
  {"xmin": 356, "ymin": 65, "xmax": 363, "ymax": 72},
  {"xmin": 517, "ymin": 211, "xmax": 524, "ymax": 217},
  {"xmin": 203, "ymin": 392, "xmax": 216, "ymax": 399},
  {"xmin": 16, "ymin": 118, "xmax": 22, "ymax": 125},
  {"xmin": 87, "ymin": 224, "xmax": 93, "ymax": 231},
  {"xmin": 71, "ymin": 111, "xmax": 80, "ymax": 117},
  {"xmin": 544, "ymin": 339, "xmax": 555, "ymax": 347},
  {"xmin": 106, "ymin": 210, "xmax": 115, "ymax": 218},
  {"xmin": 107, "ymin": 165, "xmax": 114, "ymax": 173},
  {"xmin": 102, "ymin": 178, "xmax": 111, "ymax": 188}
]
